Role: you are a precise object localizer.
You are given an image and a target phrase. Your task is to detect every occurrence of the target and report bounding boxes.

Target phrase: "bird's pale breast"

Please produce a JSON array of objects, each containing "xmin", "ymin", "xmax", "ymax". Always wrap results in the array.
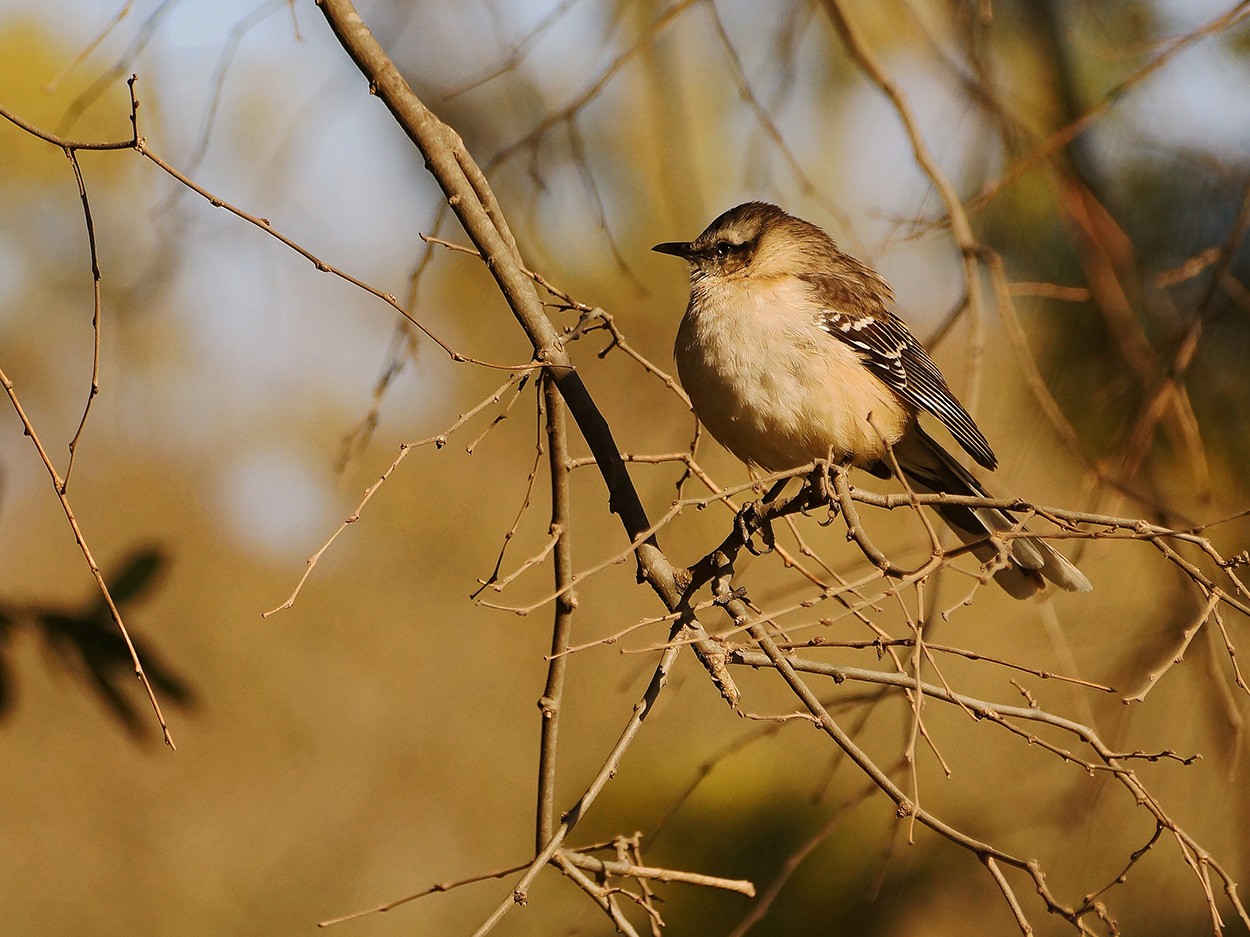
[{"xmin": 675, "ymin": 276, "xmax": 910, "ymax": 472}]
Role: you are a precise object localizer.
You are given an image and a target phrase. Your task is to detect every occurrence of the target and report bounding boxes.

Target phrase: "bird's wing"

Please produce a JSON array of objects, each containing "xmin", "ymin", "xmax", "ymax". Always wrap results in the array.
[{"xmin": 805, "ymin": 273, "xmax": 997, "ymax": 471}]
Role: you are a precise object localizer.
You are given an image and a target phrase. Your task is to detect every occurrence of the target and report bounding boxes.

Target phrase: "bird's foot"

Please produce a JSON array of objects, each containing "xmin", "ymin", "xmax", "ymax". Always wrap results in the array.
[
  {"xmin": 808, "ymin": 461, "xmax": 842, "ymax": 523},
  {"xmin": 736, "ymin": 500, "xmax": 776, "ymax": 556}
]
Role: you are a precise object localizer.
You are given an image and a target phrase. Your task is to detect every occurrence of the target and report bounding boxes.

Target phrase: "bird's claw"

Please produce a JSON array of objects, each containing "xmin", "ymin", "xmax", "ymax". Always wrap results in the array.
[{"xmin": 736, "ymin": 501, "xmax": 776, "ymax": 556}]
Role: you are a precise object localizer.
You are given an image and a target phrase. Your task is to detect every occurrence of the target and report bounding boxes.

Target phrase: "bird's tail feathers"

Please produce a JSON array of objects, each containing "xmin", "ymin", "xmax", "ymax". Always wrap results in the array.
[{"xmin": 891, "ymin": 428, "xmax": 1091, "ymax": 598}]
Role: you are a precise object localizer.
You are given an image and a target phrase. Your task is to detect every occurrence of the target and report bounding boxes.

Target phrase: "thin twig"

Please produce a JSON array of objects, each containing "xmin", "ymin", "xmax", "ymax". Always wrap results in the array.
[
  {"xmin": 466, "ymin": 620, "xmax": 690, "ymax": 937},
  {"xmin": 134, "ymin": 138, "xmax": 530, "ymax": 372},
  {"xmin": 562, "ymin": 850, "xmax": 755, "ymax": 897},
  {"xmin": 490, "ymin": 0, "xmax": 703, "ymax": 167},
  {"xmin": 818, "ymin": 0, "xmax": 990, "ymax": 410},
  {"xmin": 1122, "ymin": 593, "xmax": 1221, "ymax": 703},
  {"xmin": 317, "ymin": 860, "xmax": 532, "ymax": 927},
  {"xmin": 0, "ymin": 364, "xmax": 175, "ymax": 748},
  {"xmin": 263, "ymin": 373, "xmax": 528, "ymax": 617},
  {"xmin": 972, "ymin": 1, "xmax": 1250, "ymax": 211},
  {"xmin": 62, "ymin": 149, "xmax": 102, "ymax": 489}
]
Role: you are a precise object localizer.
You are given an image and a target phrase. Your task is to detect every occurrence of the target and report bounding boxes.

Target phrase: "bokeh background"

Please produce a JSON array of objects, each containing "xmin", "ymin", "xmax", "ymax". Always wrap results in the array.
[{"xmin": 2, "ymin": 1, "xmax": 1249, "ymax": 934}]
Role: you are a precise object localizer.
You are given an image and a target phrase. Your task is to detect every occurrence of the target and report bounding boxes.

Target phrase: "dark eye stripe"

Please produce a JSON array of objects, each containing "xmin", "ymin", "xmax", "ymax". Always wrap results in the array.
[{"xmin": 698, "ymin": 237, "xmax": 755, "ymax": 261}]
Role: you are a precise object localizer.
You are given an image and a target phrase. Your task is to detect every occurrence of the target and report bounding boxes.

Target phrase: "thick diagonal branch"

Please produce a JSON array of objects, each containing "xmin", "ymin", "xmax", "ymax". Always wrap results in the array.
[{"xmin": 313, "ymin": 0, "xmax": 736, "ymax": 704}]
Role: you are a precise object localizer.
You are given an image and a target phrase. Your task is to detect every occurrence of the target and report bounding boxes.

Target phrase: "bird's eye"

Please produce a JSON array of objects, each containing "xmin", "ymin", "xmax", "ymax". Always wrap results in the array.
[{"xmin": 713, "ymin": 241, "xmax": 732, "ymax": 258}]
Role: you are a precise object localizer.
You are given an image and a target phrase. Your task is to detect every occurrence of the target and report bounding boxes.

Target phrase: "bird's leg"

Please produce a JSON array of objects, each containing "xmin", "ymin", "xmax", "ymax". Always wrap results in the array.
[
  {"xmin": 736, "ymin": 477, "xmax": 789, "ymax": 556},
  {"xmin": 813, "ymin": 459, "xmax": 847, "ymax": 525}
]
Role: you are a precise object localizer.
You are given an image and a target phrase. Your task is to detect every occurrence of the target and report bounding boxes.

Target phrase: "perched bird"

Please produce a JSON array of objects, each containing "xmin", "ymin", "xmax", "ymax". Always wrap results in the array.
[{"xmin": 653, "ymin": 201, "xmax": 1090, "ymax": 598}]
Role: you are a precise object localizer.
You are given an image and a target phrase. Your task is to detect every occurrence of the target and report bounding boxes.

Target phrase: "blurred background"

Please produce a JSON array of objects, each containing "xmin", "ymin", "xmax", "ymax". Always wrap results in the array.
[{"xmin": 2, "ymin": 0, "xmax": 1249, "ymax": 934}]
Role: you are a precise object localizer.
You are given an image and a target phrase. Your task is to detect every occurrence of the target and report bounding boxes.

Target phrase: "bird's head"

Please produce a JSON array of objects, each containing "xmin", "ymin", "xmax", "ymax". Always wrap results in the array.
[{"xmin": 652, "ymin": 201, "xmax": 837, "ymax": 283}]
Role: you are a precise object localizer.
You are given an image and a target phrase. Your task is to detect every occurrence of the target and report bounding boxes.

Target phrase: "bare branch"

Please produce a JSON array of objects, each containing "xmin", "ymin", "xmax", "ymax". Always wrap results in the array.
[{"xmin": 0, "ymin": 365, "xmax": 175, "ymax": 749}]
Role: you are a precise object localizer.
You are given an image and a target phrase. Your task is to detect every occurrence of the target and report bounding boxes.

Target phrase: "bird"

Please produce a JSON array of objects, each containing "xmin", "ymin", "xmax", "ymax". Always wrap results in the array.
[{"xmin": 653, "ymin": 201, "xmax": 1090, "ymax": 598}]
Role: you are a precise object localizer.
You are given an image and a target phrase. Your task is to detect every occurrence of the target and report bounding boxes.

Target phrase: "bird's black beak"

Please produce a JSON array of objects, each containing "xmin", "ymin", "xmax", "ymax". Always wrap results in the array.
[{"xmin": 652, "ymin": 240, "xmax": 694, "ymax": 259}]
